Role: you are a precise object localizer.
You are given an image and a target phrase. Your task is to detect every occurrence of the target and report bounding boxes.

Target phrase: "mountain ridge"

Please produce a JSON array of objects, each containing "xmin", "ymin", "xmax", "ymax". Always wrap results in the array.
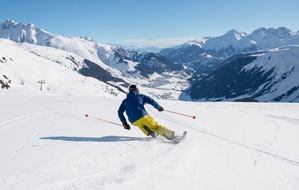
[
  {"xmin": 0, "ymin": 20, "xmax": 190, "ymax": 100},
  {"xmin": 1, "ymin": 19, "xmax": 299, "ymax": 102}
]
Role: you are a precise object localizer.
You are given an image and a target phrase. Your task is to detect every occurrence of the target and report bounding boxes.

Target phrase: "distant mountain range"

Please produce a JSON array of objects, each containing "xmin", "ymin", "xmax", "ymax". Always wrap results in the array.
[
  {"xmin": 160, "ymin": 27, "xmax": 299, "ymax": 72},
  {"xmin": 160, "ymin": 27, "xmax": 299, "ymax": 102},
  {"xmin": 1, "ymin": 19, "xmax": 299, "ymax": 102}
]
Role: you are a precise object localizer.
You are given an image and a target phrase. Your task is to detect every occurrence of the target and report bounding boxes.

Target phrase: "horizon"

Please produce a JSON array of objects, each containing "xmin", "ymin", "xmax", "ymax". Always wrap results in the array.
[{"xmin": 0, "ymin": 0, "xmax": 298, "ymax": 48}]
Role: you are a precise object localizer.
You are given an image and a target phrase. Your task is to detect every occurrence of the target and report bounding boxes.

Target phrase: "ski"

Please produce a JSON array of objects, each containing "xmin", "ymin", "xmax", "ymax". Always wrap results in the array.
[{"xmin": 172, "ymin": 131, "xmax": 187, "ymax": 144}]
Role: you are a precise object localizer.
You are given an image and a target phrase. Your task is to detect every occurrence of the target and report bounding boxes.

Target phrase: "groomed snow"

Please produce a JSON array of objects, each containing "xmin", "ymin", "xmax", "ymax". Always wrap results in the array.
[{"xmin": 1, "ymin": 90, "xmax": 299, "ymax": 190}]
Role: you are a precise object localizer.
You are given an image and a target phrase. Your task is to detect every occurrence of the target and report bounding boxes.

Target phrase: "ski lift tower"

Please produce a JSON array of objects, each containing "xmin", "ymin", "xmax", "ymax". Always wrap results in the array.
[{"xmin": 37, "ymin": 80, "xmax": 46, "ymax": 91}]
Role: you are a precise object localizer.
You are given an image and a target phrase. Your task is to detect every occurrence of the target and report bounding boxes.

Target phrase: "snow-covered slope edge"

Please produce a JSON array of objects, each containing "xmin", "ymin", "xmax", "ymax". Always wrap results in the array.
[{"xmin": 0, "ymin": 39, "xmax": 124, "ymax": 98}]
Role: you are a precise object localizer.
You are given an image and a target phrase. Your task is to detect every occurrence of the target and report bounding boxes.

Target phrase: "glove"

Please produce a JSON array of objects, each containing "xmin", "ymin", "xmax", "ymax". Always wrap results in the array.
[
  {"xmin": 158, "ymin": 107, "xmax": 164, "ymax": 112},
  {"xmin": 123, "ymin": 123, "xmax": 131, "ymax": 130}
]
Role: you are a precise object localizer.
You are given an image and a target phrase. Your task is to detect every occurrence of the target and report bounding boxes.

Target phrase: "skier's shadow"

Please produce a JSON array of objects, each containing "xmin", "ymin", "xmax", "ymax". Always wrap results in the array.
[{"xmin": 40, "ymin": 136, "xmax": 152, "ymax": 142}]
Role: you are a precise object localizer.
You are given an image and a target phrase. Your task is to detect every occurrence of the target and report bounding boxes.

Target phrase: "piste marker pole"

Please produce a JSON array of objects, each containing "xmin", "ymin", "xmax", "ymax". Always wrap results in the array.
[
  {"xmin": 85, "ymin": 114, "xmax": 122, "ymax": 126},
  {"xmin": 164, "ymin": 110, "xmax": 196, "ymax": 119}
]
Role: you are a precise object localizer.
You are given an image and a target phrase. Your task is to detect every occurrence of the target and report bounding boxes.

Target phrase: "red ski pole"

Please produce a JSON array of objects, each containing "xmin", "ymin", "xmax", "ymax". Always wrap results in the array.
[
  {"xmin": 85, "ymin": 114, "xmax": 122, "ymax": 126},
  {"xmin": 164, "ymin": 110, "xmax": 196, "ymax": 119}
]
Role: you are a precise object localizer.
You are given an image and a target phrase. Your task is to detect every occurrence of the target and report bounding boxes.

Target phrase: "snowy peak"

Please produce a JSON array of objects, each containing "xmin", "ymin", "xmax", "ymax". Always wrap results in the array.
[
  {"xmin": 0, "ymin": 19, "xmax": 53, "ymax": 45},
  {"xmin": 248, "ymin": 27, "xmax": 297, "ymax": 49},
  {"xmin": 271, "ymin": 27, "xmax": 294, "ymax": 38},
  {"xmin": 182, "ymin": 39, "xmax": 206, "ymax": 48},
  {"xmin": 161, "ymin": 27, "xmax": 299, "ymax": 64},
  {"xmin": 222, "ymin": 29, "xmax": 247, "ymax": 41},
  {"xmin": 1, "ymin": 19, "xmax": 17, "ymax": 28},
  {"xmin": 252, "ymin": 27, "xmax": 294, "ymax": 38},
  {"xmin": 177, "ymin": 29, "xmax": 248, "ymax": 52},
  {"xmin": 202, "ymin": 29, "xmax": 247, "ymax": 52},
  {"xmin": 201, "ymin": 27, "xmax": 297, "ymax": 54}
]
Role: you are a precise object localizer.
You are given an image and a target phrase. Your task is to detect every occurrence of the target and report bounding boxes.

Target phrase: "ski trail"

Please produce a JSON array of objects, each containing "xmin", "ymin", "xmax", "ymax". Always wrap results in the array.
[
  {"xmin": 39, "ymin": 140, "xmax": 184, "ymax": 190},
  {"xmin": 254, "ymin": 118, "xmax": 280, "ymax": 166},
  {"xmin": 183, "ymin": 121, "xmax": 299, "ymax": 166},
  {"xmin": 0, "ymin": 111, "xmax": 51, "ymax": 130},
  {"xmin": 150, "ymin": 106, "xmax": 299, "ymax": 167},
  {"xmin": 266, "ymin": 114, "xmax": 299, "ymax": 126}
]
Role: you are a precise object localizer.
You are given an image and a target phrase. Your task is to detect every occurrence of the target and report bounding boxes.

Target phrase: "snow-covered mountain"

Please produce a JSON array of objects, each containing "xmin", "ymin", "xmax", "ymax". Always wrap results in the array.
[
  {"xmin": 1, "ymin": 20, "xmax": 186, "ymax": 78},
  {"xmin": 0, "ymin": 39, "xmax": 125, "ymax": 98},
  {"xmin": 1, "ymin": 19, "xmax": 299, "ymax": 102},
  {"xmin": 0, "ymin": 20, "xmax": 190, "ymax": 100},
  {"xmin": 200, "ymin": 27, "xmax": 298, "ymax": 56},
  {"xmin": 159, "ymin": 27, "xmax": 299, "ymax": 102},
  {"xmin": 0, "ymin": 20, "xmax": 53, "ymax": 45},
  {"xmin": 183, "ymin": 45, "xmax": 299, "ymax": 102},
  {"xmin": 160, "ymin": 27, "xmax": 299, "ymax": 71}
]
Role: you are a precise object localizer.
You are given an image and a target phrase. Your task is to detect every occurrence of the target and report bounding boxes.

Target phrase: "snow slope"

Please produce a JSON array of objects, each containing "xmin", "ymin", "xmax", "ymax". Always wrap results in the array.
[
  {"xmin": 0, "ymin": 39, "xmax": 125, "ymax": 98},
  {"xmin": 1, "ymin": 90, "xmax": 299, "ymax": 190}
]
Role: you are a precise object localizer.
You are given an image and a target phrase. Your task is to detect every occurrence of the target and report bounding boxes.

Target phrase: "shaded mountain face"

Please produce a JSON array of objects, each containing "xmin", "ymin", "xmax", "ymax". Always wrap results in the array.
[
  {"xmin": 98, "ymin": 46, "xmax": 185, "ymax": 78},
  {"xmin": 185, "ymin": 46, "xmax": 299, "ymax": 102},
  {"xmin": 159, "ymin": 44, "xmax": 206, "ymax": 63},
  {"xmin": 134, "ymin": 52, "xmax": 184, "ymax": 77},
  {"xmin": 79, "ymin": 59, "xmax": 128, "ymax": 93},
  {"xmin": 187, "ymin": 55, "xmax": 262, "ymax": 101}
]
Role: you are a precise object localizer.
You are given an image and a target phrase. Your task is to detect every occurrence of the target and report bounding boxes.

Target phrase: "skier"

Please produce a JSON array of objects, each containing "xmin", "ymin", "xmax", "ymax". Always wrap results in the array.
[{"xmin": 118, "ymin": 85, "xmax": 176, "ymax": 141}]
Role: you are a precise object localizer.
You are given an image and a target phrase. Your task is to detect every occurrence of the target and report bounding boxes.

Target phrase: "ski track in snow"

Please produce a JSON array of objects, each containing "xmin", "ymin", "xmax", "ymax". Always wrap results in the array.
[
  {"xmin": 149, "ymin": 104, "xmax": 299, "ymax": 167},
  {"xmin": 38, "ymin": 140, "xmax": 183, "ymax": 190},
  {"xmin": 1, "ymin": 95, "xmax": 299, "ymax": 190},
  {"xmin": 0, "ymin": 111, "xmax": 51, "ymax": 130}
]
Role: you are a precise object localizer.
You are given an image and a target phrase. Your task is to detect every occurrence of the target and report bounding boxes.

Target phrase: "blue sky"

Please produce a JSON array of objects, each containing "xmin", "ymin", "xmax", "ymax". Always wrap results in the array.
[{"xmin": 1, "ymin": 0, "xmax": 298, "ymax": 47}]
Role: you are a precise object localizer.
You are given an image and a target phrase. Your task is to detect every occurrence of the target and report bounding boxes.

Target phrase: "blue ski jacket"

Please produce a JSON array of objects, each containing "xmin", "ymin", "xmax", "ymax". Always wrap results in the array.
[{"xmin": 118, "ymin": 91, "xmax": 163, "ymax": 124}]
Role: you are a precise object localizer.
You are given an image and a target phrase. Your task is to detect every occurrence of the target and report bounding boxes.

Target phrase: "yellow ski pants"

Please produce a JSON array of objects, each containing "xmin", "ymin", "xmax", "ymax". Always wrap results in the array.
[{"xmin": 132, "ymin": 114, "xmax": 174, "ymax": 139}]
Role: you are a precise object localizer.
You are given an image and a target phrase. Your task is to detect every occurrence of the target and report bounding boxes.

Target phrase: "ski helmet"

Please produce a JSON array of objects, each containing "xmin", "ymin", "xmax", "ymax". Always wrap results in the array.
[{"xmin": 129, "ymin": 85, "xmax": 139, "ymax": 92}]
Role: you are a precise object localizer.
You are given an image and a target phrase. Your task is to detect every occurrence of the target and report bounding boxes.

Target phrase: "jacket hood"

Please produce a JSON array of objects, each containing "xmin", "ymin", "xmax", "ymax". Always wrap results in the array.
[{"xmin": 127, "ymin": 90, "xmax": 139, "ymax": 98}]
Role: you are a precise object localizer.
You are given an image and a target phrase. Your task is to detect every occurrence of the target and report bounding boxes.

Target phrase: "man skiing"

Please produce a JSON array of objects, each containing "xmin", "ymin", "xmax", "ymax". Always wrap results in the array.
[{"xmin": 118, "ymin": 85, "xmax": 176, "ymax": 141}]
